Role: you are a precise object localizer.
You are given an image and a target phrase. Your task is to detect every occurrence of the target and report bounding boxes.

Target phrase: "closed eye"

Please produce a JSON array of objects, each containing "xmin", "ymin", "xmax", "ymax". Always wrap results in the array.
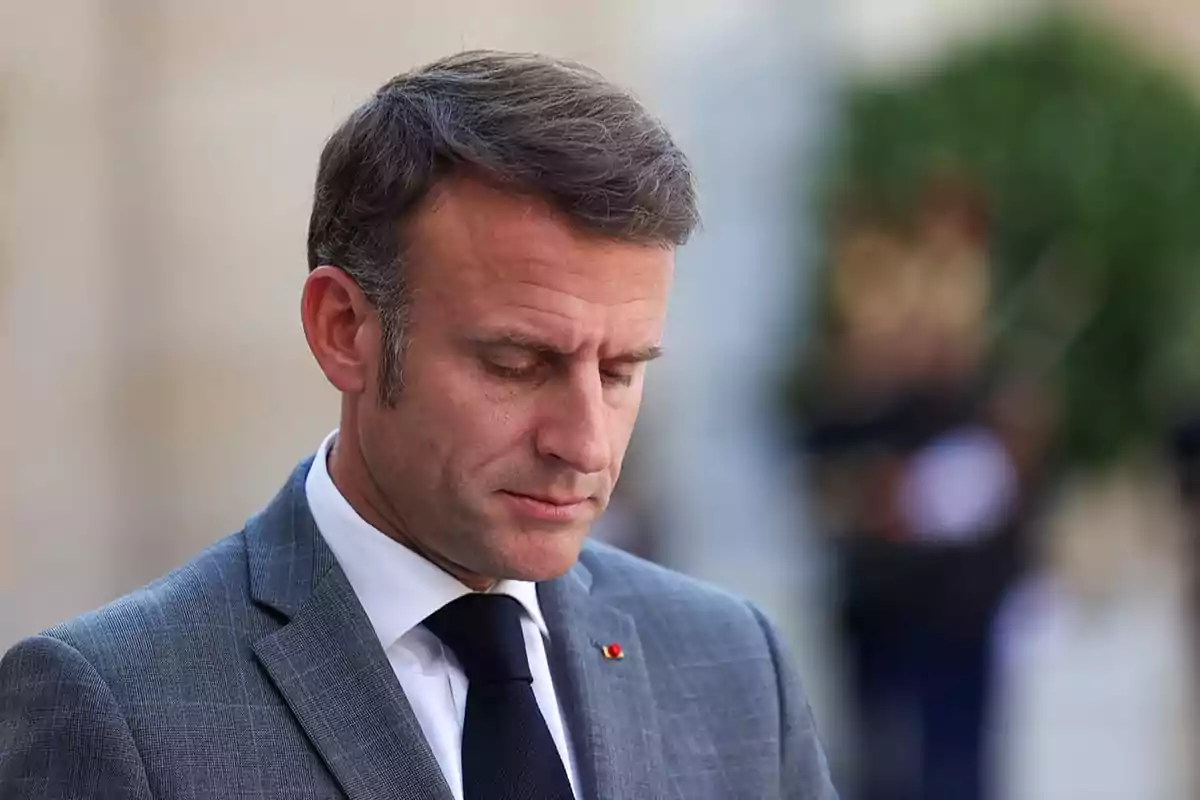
[
  {"xmin": 601, "ymin": 368, "xmax": 636, "ymax": 387},
  {"xmin": 471, "ymin": 334, "xmax": 656, "ymax": 389},
  {"xmin": 484, "ymin": 361, "xmax": 543, "ymax": 381}
]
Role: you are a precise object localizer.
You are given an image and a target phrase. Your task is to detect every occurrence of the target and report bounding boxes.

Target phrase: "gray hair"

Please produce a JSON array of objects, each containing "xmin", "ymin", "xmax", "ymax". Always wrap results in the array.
[{"xmin": 306, "ymin": 50, "xmax": 699, "ymax": 406}]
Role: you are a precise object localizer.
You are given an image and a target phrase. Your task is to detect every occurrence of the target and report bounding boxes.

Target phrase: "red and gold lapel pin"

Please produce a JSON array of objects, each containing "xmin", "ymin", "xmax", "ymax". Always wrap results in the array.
[{"xmin": 599, "ymin": 642, "xmax": 625, "ymax": 661}]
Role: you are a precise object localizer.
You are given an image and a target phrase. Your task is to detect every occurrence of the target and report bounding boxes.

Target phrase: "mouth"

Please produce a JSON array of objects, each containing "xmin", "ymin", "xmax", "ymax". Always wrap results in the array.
[
  {"xmin": 498, "ymin": 490, "xmax": 592, "ymax": 522},
  {"xmin": 508, "ymin": 490, "xmax": 589, "ymax": 505}
]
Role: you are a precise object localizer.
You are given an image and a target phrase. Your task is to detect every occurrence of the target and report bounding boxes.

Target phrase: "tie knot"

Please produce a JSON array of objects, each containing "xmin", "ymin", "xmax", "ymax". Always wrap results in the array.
[{"xmin": 424, "ymin": 593, "xmax": 532, "ymax": 684}]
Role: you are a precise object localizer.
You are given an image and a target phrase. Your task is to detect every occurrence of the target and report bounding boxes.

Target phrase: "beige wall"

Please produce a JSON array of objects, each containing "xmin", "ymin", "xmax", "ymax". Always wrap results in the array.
[{"xmin": 2, "ymin": 2, "xmax": 133, "ymax": 645}]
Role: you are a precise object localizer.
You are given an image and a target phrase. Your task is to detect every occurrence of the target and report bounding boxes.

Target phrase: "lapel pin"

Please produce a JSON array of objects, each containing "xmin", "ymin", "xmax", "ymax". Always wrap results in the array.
[{"xmin": 599, "ymin": 642, "xmax": 624, "ymax": 661}]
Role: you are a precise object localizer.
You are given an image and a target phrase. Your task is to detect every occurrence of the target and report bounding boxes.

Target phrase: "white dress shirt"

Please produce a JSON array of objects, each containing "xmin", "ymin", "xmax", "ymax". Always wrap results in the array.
[{"xmin": 305, "ymin": 430, "xmax": 580, "ymax": 800}]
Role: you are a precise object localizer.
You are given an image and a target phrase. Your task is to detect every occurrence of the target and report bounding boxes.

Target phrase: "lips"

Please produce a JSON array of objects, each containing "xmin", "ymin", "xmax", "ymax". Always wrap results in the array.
[
  {"xmin": 505, "ymin": 491, "xmax": 588, "ymax": 506},
  {"xmin": 498, "ymin": 490, "xmax": 592, "ymax": 522}
]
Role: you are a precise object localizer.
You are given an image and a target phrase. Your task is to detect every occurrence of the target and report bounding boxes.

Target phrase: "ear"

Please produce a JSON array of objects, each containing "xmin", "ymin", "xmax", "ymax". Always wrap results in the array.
[{"xmin": 301, "ymin": 266, "xmax": 376, "ymax": 395}]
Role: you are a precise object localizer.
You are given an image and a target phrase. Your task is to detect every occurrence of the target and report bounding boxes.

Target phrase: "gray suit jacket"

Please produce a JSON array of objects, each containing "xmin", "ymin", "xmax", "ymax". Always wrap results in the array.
[{"xmin": 0, "ymin": 459, "xmax": 836, "ymax": 799}]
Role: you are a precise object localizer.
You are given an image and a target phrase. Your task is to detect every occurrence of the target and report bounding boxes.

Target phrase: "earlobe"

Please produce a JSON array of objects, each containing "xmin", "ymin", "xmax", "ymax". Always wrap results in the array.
[{"xmin": 301, "ymin": 266, "xmax": 371, "ymax": 395}]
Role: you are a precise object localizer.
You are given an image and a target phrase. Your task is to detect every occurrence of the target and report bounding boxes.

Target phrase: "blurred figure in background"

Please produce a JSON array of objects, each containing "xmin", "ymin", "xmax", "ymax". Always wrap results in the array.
[{"xmin": 796, "ymin": 179, "xmax": 1052, "ymax": 800}]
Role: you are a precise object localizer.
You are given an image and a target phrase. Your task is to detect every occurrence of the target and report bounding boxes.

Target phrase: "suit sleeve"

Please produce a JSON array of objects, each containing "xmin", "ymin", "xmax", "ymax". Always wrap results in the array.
[
  {"xmin": 748, "ymin": 604, "xmax": 840, "ymax": 800},
  {"xmin": 0, "ymin": 635, "xmax": 153, "ymax": 799}
]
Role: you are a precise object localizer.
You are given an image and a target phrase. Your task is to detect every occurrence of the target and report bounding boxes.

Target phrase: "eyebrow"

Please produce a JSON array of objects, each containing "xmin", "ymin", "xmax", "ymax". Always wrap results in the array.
[{"xmin": 470, "ymin": 333, "xmax": 664, "ymax": 364}]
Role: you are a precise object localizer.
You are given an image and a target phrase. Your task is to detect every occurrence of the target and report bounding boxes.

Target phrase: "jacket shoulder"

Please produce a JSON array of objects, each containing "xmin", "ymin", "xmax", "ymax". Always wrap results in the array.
[{"xmin": 36, "ymin": 531, "xmax": 254, "ymax": 671}]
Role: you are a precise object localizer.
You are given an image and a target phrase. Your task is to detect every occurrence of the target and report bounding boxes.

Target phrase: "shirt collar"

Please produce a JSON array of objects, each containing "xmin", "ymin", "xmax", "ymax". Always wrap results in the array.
[{"xmin": 304, "ymin": 429, "xmax": 550, "ymax": 650}]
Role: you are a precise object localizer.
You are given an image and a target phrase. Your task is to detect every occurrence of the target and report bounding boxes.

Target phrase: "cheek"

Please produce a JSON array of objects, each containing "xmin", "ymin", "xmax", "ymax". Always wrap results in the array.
[{"xmin": 437, "ymin": 377, "xmax": 536, "ymax": 465}]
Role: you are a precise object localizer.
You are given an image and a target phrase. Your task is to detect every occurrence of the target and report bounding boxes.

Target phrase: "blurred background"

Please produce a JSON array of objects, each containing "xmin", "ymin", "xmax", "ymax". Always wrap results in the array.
[{"xmin": 3, "ymin": 1, "xmax": 1200, "ymax": 797}]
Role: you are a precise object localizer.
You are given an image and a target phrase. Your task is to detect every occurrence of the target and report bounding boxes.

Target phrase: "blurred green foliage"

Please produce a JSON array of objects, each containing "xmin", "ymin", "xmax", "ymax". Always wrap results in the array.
[{"xmin": 806, "ymin": 13, "xmax": 1200, "ymax": 466}]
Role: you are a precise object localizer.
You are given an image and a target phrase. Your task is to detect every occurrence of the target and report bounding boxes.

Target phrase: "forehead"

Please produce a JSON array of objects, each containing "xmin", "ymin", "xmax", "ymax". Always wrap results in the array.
[{"xmin": 405, "ymin": 179, "xmax": 675, "ymax": 345}]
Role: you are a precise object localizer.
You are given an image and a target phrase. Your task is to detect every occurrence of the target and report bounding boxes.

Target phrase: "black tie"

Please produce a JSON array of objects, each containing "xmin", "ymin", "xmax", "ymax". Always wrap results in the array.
[{"xmin": 424, "ymin": 593, "xmax": 574, "ymax": 800}]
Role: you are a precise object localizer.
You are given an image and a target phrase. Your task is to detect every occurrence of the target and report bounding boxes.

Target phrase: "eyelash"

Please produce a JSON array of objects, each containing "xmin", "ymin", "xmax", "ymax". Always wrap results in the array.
[
  {"xmin": 603, "ymin": 371, "xmax": 635, "ymax": 388},
  {"xmin": 488, "ymin": 364, "xmax": 536, "ymax": 381},
  {"xmin": 487, "ymin": 363, "xmax": 634, "ymax": 387}
]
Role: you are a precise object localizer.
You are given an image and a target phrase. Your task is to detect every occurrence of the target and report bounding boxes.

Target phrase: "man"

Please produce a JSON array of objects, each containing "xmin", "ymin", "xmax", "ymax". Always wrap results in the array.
[{"xmin": 0, "ymin": 51, "xmax": 836, "ymax": 799}]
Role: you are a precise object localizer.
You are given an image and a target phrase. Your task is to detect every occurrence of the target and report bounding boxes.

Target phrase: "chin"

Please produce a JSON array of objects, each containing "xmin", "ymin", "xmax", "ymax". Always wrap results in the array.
[{"xmin": 492, "ymin": 527, "xmax": 588, "ymax": 583}]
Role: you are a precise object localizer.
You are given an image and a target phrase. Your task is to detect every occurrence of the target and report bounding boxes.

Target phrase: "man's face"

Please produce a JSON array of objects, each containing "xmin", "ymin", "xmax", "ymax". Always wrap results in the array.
[{"xmin": 353, "ymin": 179, "xmax": 674, "ymax": 584}]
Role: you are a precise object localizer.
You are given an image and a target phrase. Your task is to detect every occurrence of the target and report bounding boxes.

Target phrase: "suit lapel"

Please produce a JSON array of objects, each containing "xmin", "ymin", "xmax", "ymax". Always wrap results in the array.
[
  {"xmin": 247, "ymin": 461, "xmax": 453, "ymax": 800},
  {"xmin": 540, "ymin": 557, "xmax": 668, "ymax": 800}
]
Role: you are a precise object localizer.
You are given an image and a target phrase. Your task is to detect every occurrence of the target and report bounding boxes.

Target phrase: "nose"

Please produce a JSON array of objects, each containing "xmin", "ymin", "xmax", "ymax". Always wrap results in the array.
[{"xmin": 535, "ymin": 370, "xmax": 612, "ymax": 475}]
